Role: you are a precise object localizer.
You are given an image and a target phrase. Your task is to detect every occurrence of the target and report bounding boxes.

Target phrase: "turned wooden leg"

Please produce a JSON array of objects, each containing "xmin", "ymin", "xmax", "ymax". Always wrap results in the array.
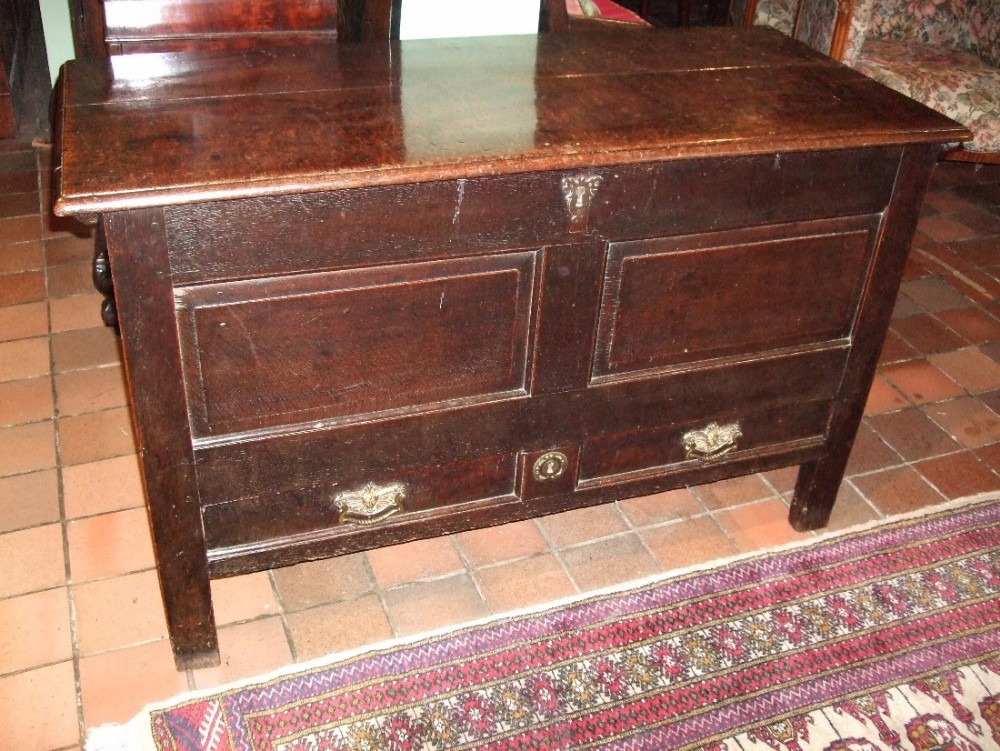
[{"xmin": 91, "ymin": 222, "xmax": 119, "ymax": 330}]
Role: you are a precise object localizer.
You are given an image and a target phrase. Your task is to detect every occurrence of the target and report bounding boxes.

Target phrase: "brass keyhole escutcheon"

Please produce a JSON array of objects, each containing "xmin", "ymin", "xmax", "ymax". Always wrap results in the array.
[{"xmin": 533, "ymin": 451, "xmax": 568, "ymax": 481}]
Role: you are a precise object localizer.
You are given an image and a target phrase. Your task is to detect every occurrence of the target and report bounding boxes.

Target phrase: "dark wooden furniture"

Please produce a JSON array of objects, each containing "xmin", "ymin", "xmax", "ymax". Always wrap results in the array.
[
  {"xmin": 1, "ymin": 0, "xmax": 52, "ymax": 140},
  {"xmin": 53, "ymin": 27, "xmax": 968, "ymax": 669},
  {"xmin": 0, "ymin": 66, "xmax": 12, "ymax": 138},
  {"xmin": 67, "ymin": 0, "xmax": 621, "ymax": 55},
  {"xmin": 337, "ymin": 0, "xmax": 572, "ymax": 41},
  {"xmin": 92, "ymin": 0, "xmax": 339, "ymax": 54}
]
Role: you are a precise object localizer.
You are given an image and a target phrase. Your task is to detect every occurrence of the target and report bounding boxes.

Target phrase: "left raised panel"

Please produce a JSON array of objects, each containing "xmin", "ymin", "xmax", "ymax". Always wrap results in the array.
[{"xmin": 176, "ymin": 251, "xmax": 538, "ymax": 438}]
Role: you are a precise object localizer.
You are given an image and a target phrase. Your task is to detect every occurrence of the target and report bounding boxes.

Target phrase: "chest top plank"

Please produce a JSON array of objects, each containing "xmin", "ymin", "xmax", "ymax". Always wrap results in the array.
[{"xmin": 54, "ymin": 27, "xmax": 968, "ymax": 216}]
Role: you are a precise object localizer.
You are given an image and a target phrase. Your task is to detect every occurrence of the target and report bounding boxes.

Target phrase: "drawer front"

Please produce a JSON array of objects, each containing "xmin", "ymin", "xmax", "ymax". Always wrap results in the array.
[
  {"xmin": 201, "ymin": 450, "xmax": 519, "ymax": 553},
  {"xmin": 578, "ymin": 400, "xmax": 831, "ymax": 487},
  {"xmin": 593, "ymin": 216, "xmax": 879, "ymax": 380},
  {"xmin": 196, "ymin": 346, "xmax": 845, "ymax": 559},
  {"xmin": 176, "ymin": 252, "xmax": 537, "ymax": 437},
  {"xmin": 164, "ymin": 148, "xmax": 900, "ymax": 285}
]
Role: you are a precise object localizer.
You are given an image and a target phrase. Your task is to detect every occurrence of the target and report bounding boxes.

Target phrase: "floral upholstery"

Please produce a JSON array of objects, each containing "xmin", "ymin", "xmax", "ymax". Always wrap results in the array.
[
  {"xmin": 854, "ymin": 39, "xmax": 1000, "ymax": 152},
  {"xmin": 842, "ymin": 0, "xmax": 1000, "ymax": 155},
  {"xmin": 730, "ymin": 0, "xmax": 797, "ymax": 35},
  {"xmin": 842, "ymin": 0, "xmax": 877, "ymax": 65},
  {"xmin": 754, "ymin": 0, "xmax": 798, "ymax": 34},
  {"xmin": 794, "ymin": 0, "xmax": 838, "ymax": 56}
]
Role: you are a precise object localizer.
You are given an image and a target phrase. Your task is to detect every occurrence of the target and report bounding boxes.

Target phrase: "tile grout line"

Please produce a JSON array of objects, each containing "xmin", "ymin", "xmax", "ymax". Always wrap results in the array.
[
  {"xmin": 34, "ymin": 143, "xmax": 89, "ymax": 750},
  {"xmin": 532, "ymin": 515, "xmax": 585, "ymax": 597},
  {"xmin": 265, "ymin": 568, "xmax": 300, "ymax": 666}
]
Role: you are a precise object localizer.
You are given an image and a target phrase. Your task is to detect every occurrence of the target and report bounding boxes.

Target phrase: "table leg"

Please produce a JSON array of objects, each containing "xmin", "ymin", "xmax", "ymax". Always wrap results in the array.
[
  {"xmin": 789, "ymin": 144, "xmax": 941, "ymax": 532},
  {"xmin": 678, "ymin": 0, "xmax": 692, "ymax": 25},
  {"xmin": 104, "ymin": 209, "xmax": 220, "ymax": 670}
]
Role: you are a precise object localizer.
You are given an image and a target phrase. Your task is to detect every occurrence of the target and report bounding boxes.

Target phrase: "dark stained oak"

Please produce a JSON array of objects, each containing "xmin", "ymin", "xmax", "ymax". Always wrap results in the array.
[
  {"xmin": 593, "ymin": 217, "xmax": 879, "ymax": 376},
  {"xmin": 101, "ymin": 0, "xmax": 339, "ymax": 53},
  {"xmin": 788, "ymin": 143, "xmax": 944, "ymax": 530},
  {"xmin": 53, "ymin": 28, "xmax": 969, "ymax": 667},
  {"xmin": 102, "ymin": 209, "xmax": 218, "ymax": 669},
  {"xmin": 176, "ymin": 252, "xmax": 537, "ymax": 436},
  {"xmin": 53, "ymin": 29, "xmax": 966, "ymax": 216}
]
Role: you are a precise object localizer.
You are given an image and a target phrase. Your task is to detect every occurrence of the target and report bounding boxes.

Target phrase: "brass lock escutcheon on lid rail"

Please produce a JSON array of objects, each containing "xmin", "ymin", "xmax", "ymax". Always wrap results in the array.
[
  {"xmin": 682, "ymin": 422, "xmax": 742, "ymax": 462},
  {"xmin": 334, "ymin": 482, "xmax": 406, "ymax": 525},
  {"xmin": 533, "ymin": 451, "xmax": 568, "ymax": 481},
  {"xmin": 561, "ymin": 174, "xmax": 603, "ymax": 230}
]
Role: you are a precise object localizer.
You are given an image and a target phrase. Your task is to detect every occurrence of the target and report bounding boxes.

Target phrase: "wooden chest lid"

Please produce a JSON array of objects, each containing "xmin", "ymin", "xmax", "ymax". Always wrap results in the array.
[{"xmin": 54, "ymin": 26, "xmax": 970, "ymax": 216}]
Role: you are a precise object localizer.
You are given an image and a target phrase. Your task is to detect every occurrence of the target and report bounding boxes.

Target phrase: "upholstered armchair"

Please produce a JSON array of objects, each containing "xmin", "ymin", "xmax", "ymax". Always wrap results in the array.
[
  {"xmin": 731, "ymin": 0, "xmax": 856, "ymax": 58},
  {"xmin": 735, "ymin": 0, "xmax": 996, "ymax": 161},
  {"xmin": 799, "ymin": 0, "xmax": 1000, "ymax": 162},
  {"xmin": 729, "ymin": 0, "xmax": 799, "ymax": 34}
]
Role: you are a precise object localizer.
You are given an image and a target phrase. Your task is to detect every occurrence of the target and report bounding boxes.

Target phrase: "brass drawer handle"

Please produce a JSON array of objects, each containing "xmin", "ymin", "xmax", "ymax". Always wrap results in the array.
[
  {"xmin": 682, "ymin": 422, "xmax": 742, "ymax": 462},
  {"xmin": 533, "ymin": 451, "xmax": 568, "ymax": 481},
  {"xmin": 334, "ymin": 482, "xmax": 406, "ymax": 525}
]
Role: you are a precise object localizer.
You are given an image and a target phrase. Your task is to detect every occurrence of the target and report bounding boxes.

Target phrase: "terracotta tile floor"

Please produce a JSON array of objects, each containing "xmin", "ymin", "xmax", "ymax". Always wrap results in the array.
[{"xmin": 1, "ymin": 142, "xmax": 998, "ymax": 750}]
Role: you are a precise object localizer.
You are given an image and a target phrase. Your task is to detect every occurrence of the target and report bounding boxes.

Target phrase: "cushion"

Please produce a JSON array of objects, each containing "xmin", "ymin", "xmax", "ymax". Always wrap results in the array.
[
  {"xmin": 754, "ymin": 0, "xmax": 797, "ymax": 35},
  {"xmin": 971, "ymin": 2, "xmax": 1000, "ymax": 67},
  {"xmin": 854, "ymin": 39, "xmax": 1000, "ymax": 153},
  {"xmin": 865, "ymin": 0, "xmax": 978, "ymax": 51},
  {"xmin": 795, "ymin": 0, "xmax": 839, "ymax": 57},
  {"xmin": 566, "ymin": 0, "xmax": 648, "ymax": 25},
  {"xmin": 843, "ymin": 0, "xmax": 878, "ymax": 65}
]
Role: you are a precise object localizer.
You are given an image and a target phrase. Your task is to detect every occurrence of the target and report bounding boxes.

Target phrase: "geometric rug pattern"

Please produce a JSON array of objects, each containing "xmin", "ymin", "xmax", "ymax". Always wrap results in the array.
[{"xmin": 96, "ymin": 497, "xmax": 1000, "ymax": 750}]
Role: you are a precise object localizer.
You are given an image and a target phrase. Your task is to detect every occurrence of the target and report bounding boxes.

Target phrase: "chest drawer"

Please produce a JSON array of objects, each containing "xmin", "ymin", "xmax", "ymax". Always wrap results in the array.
[{"xmin": 197, "ymin": 344, "xmax": 844, "ymax": 569}]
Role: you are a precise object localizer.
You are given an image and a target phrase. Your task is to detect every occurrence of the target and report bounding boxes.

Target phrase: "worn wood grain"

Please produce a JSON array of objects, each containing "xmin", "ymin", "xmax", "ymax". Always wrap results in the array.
[
  {"xmin": 52, "ymin": 29, "xmax": 963, "ymax": 667},
  {"xmin": 103, "ymin": 209, "xmax": 219, "ymax": 669},
  {"xmin": 53, "ymin": 29, "xmax": 968, "ymax": 216}
]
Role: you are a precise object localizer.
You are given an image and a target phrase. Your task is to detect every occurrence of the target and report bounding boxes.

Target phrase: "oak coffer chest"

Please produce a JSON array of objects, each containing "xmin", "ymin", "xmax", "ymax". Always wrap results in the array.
[{"xmin": 53, "ymin": 27, "xmax": 969, "ymax": 668}]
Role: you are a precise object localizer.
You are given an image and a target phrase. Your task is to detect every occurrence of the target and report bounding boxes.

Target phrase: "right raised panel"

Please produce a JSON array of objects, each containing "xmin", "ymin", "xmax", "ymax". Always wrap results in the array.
[{"xmin": 592, "ymin": 216, "xmax": 881, "ymax": 381}]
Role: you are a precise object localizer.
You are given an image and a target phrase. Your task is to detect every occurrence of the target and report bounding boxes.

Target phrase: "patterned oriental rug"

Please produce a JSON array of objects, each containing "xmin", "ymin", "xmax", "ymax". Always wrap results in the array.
[{"xmin": 91, "ymin": 495, "xmax": 1000, "ymax": 751}]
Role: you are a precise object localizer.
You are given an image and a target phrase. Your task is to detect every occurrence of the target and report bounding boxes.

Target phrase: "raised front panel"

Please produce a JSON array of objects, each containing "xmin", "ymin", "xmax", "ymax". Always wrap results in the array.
[
  {"xmin": 593, "ymin": 217, "xmax": 879, "ymax": 380},
  {"xmin": 176, "ymin": 252, "xmax": 537, "ymax": 437}
]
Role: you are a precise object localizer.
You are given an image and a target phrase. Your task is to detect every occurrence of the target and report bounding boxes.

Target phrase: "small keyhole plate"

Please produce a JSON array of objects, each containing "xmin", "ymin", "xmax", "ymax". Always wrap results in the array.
[{"xmin": 532, "ymin": 451, "xmax": 568, "ymax": 481}]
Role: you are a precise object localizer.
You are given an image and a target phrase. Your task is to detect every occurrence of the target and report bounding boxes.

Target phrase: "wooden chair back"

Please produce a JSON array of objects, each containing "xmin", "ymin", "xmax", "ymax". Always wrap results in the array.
[{"xmin": 70, "ymin": 0, "xmax": 571, "ymax": 56}]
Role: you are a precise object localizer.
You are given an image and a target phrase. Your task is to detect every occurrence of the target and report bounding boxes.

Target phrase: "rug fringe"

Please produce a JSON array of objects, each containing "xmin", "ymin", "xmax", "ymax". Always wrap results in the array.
[{"xmin": 85, "ymin": 722, "xmax": 149, "ymax": 751}]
